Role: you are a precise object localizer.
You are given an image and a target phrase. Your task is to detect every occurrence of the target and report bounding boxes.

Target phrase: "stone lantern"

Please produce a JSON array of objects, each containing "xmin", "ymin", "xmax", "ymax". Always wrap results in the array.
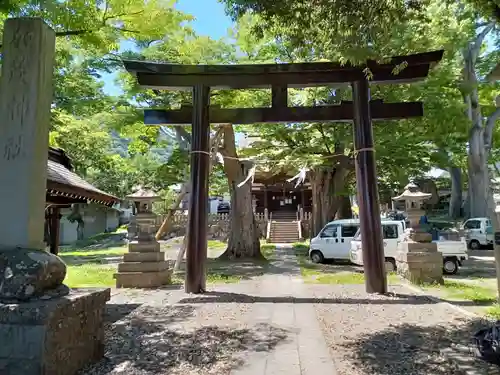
[
  {"xmin": 114, "ymin": 188, "xmax": 172, "ymax": 288},
  {"xmin": 392, "ymin": 182, "xmax": 432, "ymax": 228},
  {"xmin": 393, "ymin": 182, "xmax": 443, "ymax": 284}
]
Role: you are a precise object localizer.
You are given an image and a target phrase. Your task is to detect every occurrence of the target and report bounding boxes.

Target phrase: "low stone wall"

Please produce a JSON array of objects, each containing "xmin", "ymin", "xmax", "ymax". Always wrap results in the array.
[
  {"xmin": 130, "ymin": 213, "xmax": 268, "ymax": 240},
  {"xmin": 0, "ymin": 288, "xmax": 110, "ymax": 375}
]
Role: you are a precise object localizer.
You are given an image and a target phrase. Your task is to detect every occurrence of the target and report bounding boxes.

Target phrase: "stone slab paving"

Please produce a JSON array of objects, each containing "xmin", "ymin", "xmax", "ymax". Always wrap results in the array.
[{"xmin": 80, "ymin": 246, "xmax": 500, "ymax": 375}]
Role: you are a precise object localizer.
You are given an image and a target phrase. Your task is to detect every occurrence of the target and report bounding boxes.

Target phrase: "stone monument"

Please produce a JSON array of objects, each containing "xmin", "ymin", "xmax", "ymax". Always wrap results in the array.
[
  {"xmin": 394, "ymin": 182, "xmax": 443, "ymax": 284},
  {"xmin": 114, "ymin": 188, "xmax": 172, "ymax": 287},
  {"xmin": 0, "ymin": 18, "xmax": 110, "ymax": 375}
]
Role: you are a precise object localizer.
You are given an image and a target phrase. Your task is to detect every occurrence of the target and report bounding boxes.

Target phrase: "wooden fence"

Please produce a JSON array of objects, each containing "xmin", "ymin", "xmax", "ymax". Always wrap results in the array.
[
  {"xmin": 129, "ymin": 212, "xmax": 312, "ymax": 240},
  {"xmin": 155, "ymin": 212, "xmax": 268, "ymax": 227}
]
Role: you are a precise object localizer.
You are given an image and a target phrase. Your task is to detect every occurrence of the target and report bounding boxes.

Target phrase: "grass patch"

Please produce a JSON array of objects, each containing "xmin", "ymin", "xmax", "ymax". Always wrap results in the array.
[
  {"xmin": 60, "ymin": 247, "xmax": 127, "ymax": 257},
  {"xmin": 261, "ymin": 243, "xmax": 276, "ymax": 259},
  {"xmin": 486, "ymin": 304, "xmax": 500, "ymax": 319},
  {"xmin": 66, "ymin": 231, "xmax": 125, "ymax": 250},
  {"xmin": 207, "ymin": 240, "xmax": 226, "ymax": 249},
  {"xmin": 302, "ymin": 269, "xmax": 400, "ymax": 285},
  {"xmin": 58, "ymin": 246, "xmax": 127, "ymax": 265},
  {"xmin": 297, "ymin": 255, "xmax": 400, "ymax": 284},
  {"xmin": 65, "ymin": 264, "xmax": 116, "ymax": 287},
  {"xmin": 422, "ymin": 280, "xmax": 497, "ymax": 304}
]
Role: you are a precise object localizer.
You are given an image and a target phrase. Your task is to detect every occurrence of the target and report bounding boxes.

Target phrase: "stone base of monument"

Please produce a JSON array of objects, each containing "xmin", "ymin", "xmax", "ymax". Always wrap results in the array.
[
  {"xmin": 114, "ymin": 240, "xmax": 172, "ymax": 288},
  {"xmin": 0, "ymin": 288, "xmax": 110, "ymax": 375},
  {"xmin": 396, "ymin": 241, "xmax": 443, "ymax": 284}
]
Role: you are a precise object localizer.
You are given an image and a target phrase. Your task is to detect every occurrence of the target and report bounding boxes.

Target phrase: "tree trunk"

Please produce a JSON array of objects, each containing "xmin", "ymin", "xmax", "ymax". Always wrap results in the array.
[
  {"xmin": 311, "ymin": 163, "xmax": 352, "ymax": 236},
  {"xmin": 336, "ymin": 196, "xmax": 353, "ymax": 219},
  {"xmin": 462, "ymin": 25, "xmax": 500, "ymax": 301},
  {"xmin": 449, "ymin": 166, "xmax": 462, "ymax": 219},
  {"xmin": 464, "ymin": 39, "xmax": 491, "ymax": 218},
  {"xmin": 468, "ymin": 123, "xmax": 490, "ymax": 217},
  {"xmin": 219, "ymin": 172, "xmax": 262, "ymax": 259},
  {"xmin": 218, "ymin": 124, "xmax": 261, "ymax": 259}
]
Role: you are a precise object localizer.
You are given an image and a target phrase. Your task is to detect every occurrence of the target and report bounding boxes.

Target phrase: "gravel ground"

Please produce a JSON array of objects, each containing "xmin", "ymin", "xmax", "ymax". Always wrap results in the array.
[
  {"xmin": 312, "ymin": 284, "xmax": 500, "ymax": 375},
  {"xmin": 79, "ymin": 286, "xmax": 291, "ymax": 375},
  {"xmin": 77, "ymin": 246, "xmax": 500, "ymax": 375}
]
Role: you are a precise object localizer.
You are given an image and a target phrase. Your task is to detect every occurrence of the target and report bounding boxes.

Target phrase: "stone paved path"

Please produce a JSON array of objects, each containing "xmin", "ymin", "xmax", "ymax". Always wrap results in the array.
[{"xmin": 226, "ymin": 246, "xmax": 336, "ymax": 375}]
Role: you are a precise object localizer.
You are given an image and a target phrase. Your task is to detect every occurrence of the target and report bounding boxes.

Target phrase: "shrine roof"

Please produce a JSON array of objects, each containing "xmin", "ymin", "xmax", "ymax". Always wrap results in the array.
[
  {"xmin": 122, "ymin": 50, "xmax": 444, "ymax": 90},
  {"xmin": 392, "ymin": 190, "xmax": 432, "ymax": 201},
  {"xmin": 46, "ymin": 147, "xmax": 119, "ymax": 207},
  {"xmin": 126, "ymin": 187, "xmax": 161, "ymax": 201}
]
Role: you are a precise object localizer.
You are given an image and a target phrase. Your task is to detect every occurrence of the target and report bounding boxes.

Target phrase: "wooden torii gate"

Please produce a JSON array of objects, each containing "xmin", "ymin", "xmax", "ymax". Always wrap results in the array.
[{"xmin": 123, "ymin": 50, "xmax": 444, "ymax": 294}]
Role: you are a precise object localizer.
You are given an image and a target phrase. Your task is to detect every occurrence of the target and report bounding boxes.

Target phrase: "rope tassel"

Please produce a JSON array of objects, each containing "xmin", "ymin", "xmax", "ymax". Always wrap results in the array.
[
  {"xmin": 287, "ymin": 167, "xmax": 308, "ymax": 187},
  {"xmin": 237, "ymin": 165, "xmax": 256, "ymax": 188}
]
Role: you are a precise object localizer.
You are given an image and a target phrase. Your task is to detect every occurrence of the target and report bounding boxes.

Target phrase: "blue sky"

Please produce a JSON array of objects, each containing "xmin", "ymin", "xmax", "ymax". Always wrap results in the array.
[{"xmin": 101, "ymin": 0, "xmax": 233, "ymax": 95}]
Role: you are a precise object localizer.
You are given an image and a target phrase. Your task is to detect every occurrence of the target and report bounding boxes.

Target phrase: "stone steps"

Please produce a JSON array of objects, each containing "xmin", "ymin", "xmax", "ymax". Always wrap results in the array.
[{"xmin": 269, "ymin": 220, "xmax": 300, "ymax": 243}]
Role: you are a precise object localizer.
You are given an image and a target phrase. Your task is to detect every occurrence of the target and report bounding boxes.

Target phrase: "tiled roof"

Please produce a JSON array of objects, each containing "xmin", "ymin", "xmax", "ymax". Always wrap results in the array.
[{"xmin": 46, "ymin": 148, "xmax": 119, "ymax": 206}]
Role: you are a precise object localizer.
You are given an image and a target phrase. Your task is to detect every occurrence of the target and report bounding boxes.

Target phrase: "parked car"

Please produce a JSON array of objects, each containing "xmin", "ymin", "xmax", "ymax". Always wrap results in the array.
[
  {"xmin": 462, "ymin": 217, "xmax": 493, "ymax": 250},
  {"xmin": 217, "ymin": 202, "xmax": 230, "ymax": 214},
  {"xmin": 308, "ymin": 219, "xmax": 363, "ymax": 263},
  {"xmin": 309, "ymin": 218, "xmax": 408, "ymax": 264},
  {"xmin": 349, "ymin": 223, "xmax": 468, "ymax": 275}
]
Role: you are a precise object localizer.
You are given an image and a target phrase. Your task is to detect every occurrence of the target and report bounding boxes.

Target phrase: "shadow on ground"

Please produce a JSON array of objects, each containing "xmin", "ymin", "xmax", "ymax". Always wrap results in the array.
[
  {"xmin": 177, "ymin": 291, "xmax": 441, "ymax": 305},
  {"xmin": 80, "ymin": 303, "xmax": 290, "ymax": 374},
  {"xmin": 448, "ymin": 254, "xmax": 497, "ymax": 280},
  {"xmin": 104, "ymin": 303, "xmax": 142, "ymax": 323},
  {"xmin": 346, "ymin": 320, "xmax": 498, "ymax": 374}
]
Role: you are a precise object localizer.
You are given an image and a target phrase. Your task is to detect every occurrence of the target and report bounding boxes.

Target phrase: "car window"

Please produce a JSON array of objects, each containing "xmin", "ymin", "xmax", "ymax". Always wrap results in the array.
[
  {"xmin": 341, "ymin": 225, "xmax": 359, "ymax": 238},
  {"xmin": 487, "ymin": 220, "xmax": 492, "ymax": 227},
  {"xmin": 464, "ymin": 220, "xmax": 481, "ymax": 229},
  {"xmin": 383, "ymin": 224, "xmax": 398, "ymax": 239},
  {"xmin": 353, "ymin": 228, "xmax": 361, "ymax": 241},
  {"xmin": 320, "ymin": 224, "xmax": 338, "ymax": 238}
]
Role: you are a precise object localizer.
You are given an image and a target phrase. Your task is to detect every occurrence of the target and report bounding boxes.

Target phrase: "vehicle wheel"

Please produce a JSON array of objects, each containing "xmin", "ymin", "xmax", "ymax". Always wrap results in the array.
[
  {"xmin": 385, "ymin": 258, "xmax": 396, "ymax": 273},
  {"xmin": 310, "ymin": 250, "xmax": 324, "ymax": 264},
  {"xmin": 443, "ymin": 257, "xmax": 458, "ymax": 275},
  {"xmin": 469, "ymin": 240, "xmax": 481, "ymax": 250}
]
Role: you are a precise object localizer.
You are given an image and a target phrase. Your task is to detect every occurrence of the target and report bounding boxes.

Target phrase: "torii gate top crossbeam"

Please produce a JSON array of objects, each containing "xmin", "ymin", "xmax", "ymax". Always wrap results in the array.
[{"xmin": 122, "ymin": 50, "xmax": 444, "ymax": 90}]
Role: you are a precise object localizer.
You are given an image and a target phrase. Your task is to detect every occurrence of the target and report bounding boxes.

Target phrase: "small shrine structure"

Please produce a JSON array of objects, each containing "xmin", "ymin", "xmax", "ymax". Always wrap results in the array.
[
  {"xmin": 114, "ymin": 188, "xmax": 172, "ymax": 288},
  {"xmin": 45, "ymin": 147, "xmax": 119, "ymax": 255},
  {"xmin": 393, "ymin": 182, "xmax": 443, "ymax": 284}
]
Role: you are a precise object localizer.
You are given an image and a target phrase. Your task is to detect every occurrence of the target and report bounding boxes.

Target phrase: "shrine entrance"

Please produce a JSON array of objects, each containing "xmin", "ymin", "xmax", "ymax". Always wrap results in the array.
[{"xmin": 123, "ymin": 50, "xmax": 443, "ymax": 294}]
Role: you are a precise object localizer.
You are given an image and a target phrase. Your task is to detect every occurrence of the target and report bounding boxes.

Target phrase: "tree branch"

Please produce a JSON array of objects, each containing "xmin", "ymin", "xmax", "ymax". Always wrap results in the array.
[
  {"xmin": 174, "ymin": 126, "xmax": 192, "ymax": 147},
  {"xmin": 471, "ymin": 22, "xmax": 495, "ymax": 60},
  {"xmin": 316, "ymin": 123, "xmax": 332, "ymax": 154},
  {"xmin": 484, "ymin": 107, "xmax": 500, "ymax": 153}
]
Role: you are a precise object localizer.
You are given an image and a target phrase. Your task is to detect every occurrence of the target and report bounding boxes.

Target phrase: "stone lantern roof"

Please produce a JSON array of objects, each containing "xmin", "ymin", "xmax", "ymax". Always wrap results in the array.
[
  {"xmin": 126, "ymin": 187, "xmax": 160, "ymax": 202},
  {"xmin": 392, "ymin": 182, "xmax": 432, "ymax": 201}
]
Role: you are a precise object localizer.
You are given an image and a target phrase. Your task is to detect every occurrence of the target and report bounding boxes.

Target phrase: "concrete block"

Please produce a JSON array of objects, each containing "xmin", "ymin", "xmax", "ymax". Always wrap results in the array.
[
  {"xmin": 0, "ymin": 288, "xmax": 110, "ymax": 375},
  {"xmin": 118, "ymin": 261, "xmax": 170, "ymax": 273},
  {"xmin": 128, "ymin": 241, "xmax": 161, "ymax": 253},
  {"xmin": 114, "ymin": 270, "xmax": 172, "ymax": 288},
  {"xmin": 123, "ymin": 252, "xmax": 165, "ymax": 262},
  {"xmin": 399, "ymin": 241, "xmax": 438, "ymax": 253}
]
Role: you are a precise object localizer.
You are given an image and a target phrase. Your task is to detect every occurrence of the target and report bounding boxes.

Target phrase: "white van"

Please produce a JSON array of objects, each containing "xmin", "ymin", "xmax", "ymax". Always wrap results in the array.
[
  {"xmin": 349, "ymin": 221, "xmax": 405, "ymax": 272},
  {"xmin": 309, "ymin": 219, "xmax": 360, "ymax": 263},
  {"xmin": 350, "ymin": 223, "xmax": 468, "ymax": 275},
  {"xmin": 463, "ymin": 217, "xmax": 493, "ymax": 250}
]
